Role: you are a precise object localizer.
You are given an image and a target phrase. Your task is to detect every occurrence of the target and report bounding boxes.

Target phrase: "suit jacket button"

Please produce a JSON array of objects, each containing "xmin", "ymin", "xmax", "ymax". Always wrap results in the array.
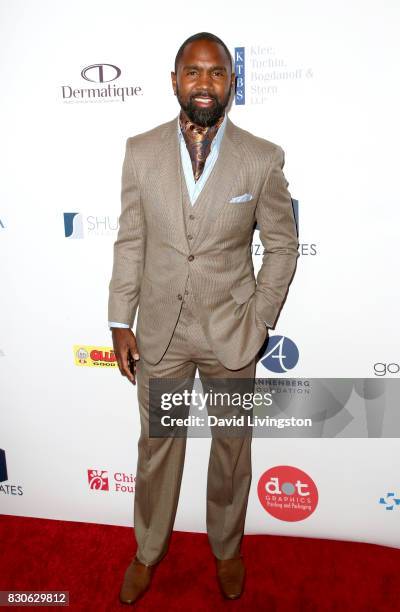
[
  {"xmin": 189, "ymin": 214, "xmax": 195, "ymax": 220},
  {"xmin": 187, "ymin": 234, "xmax": 193, "ymax": 240},
  {"xmin": 177, "ymin": 294, "xmax": 183, "ymax": 300},
  {"xmin": 188, "ymin": 255, "xmax": 194, "ymax": 261}
]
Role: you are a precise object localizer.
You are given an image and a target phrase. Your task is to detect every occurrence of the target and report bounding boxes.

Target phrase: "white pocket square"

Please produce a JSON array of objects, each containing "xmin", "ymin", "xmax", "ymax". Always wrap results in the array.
[{"xmin": 229, "ymin": 193, "xmax": 254, "ymax": 203}]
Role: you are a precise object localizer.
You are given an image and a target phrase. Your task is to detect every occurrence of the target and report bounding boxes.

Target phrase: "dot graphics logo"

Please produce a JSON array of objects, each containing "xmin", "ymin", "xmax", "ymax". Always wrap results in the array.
[{"xmin": 258, "ymin": 465, "xmax": 318, "ymax": 521}]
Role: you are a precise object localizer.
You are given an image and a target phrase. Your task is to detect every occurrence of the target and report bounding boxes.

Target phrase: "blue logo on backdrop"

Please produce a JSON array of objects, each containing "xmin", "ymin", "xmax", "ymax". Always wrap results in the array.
[
  {"xmin": 379, "ymin": 492, "xmax": 400, "ymax": 510},
  {"xmin": 0, "ymin": 449, "xmax": 23, "ymax": 496},
  {"xmin": 64, "ymin": 212, "xmax": 84, "ymax": 239},
  {"xmin": 234, "ymin": 47, "xmax": 245, "ymax": 105},
  {"xmin": 260, "ymin": 335, "xmax": 299, "ymax": 373},
  {"xmin": 0, "ymin": 449, "xmax": 8, "ymax": 482}
]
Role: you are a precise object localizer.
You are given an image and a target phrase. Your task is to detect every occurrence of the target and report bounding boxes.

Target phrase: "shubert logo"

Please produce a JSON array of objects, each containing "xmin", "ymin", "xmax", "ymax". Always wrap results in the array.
[
  {"xmin": 64, "ymin": 212, "xmax": 83, "ymax": 239},
  {"xmin": 258, "ymin": 465, "xmax": 318, "ymax": 521},
  {"xmin": 74, "ymin": 345, "xmax": 117, "ymax": 368},
  {"xmin": 63, "ymin": 212, "xmax": 119, "ymax": 238}
]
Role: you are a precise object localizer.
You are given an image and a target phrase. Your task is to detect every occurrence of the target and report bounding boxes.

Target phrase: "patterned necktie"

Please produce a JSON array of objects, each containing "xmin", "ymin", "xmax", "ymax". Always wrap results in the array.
[{"xmin": 179, "ymin": 111, "xmax": 225, "ymax": 182}]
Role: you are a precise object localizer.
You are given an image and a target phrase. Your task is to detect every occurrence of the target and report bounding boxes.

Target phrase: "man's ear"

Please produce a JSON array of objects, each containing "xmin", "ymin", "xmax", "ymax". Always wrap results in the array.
[{"xmin": 171, "ymin": 71, "xmax": 177, "ymax": 95}]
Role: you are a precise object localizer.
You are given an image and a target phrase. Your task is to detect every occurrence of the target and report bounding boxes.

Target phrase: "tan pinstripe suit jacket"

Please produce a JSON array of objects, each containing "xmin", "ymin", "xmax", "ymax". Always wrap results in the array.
[{"xmin": 108, "ymin": 114, "xmax": 299, "ymax": 370}]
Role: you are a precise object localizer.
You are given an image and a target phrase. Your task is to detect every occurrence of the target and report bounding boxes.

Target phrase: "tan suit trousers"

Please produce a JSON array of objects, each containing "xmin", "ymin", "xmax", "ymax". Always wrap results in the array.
[{"xmin": 134, "ymin": 293, "xmax": 256, "ymax": 566}]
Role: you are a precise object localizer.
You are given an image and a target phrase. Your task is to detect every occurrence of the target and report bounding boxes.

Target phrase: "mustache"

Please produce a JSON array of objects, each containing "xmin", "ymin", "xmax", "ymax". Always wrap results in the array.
[{"xmin": 190, "ymin": 92, "xmax": 217, "ymax": 101}]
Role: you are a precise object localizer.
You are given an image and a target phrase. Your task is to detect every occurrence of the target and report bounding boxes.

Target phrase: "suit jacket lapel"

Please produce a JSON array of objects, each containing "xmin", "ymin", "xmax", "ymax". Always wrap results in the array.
[{"xmin": 156, "ymin": 116, "xmax": 189, "ymax": 254}]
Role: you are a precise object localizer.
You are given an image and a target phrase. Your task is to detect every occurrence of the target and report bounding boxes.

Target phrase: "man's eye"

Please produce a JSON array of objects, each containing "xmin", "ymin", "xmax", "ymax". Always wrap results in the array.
[
  {"xmin": 213, "ymin": 71, "xmax": 223, "ymax": 76},
  {"xmin": 188, "ymin": 70, "xmax": 197, "ymax": 75}
]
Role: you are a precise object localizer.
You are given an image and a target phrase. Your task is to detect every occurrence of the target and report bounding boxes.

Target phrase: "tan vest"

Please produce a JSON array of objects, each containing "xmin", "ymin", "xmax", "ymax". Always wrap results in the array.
[{"xmin": 179, "ymin": 163, "xmax": 198, "ymax": 317}]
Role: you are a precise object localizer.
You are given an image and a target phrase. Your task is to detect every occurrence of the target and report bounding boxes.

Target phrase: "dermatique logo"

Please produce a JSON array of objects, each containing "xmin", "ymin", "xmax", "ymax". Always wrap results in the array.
[{"xmin": 60, "ymin": 64, "xmax": 143, "ymax": 103}]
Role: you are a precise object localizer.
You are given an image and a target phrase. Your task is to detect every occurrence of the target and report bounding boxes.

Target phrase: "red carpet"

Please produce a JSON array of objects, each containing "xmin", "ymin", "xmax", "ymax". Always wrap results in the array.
[{"xmin": 0, "ymin": 514, "xmax": 399, "ymax": 611}]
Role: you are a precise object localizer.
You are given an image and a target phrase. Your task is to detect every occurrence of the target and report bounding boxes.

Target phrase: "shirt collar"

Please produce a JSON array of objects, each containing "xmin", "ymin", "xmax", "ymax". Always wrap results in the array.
[{"xmin": 177, "ymin": 112, "xmax": 228, "ymax": 151}]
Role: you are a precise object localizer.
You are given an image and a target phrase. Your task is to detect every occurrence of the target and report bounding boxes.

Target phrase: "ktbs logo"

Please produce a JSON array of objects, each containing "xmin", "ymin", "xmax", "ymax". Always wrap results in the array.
[
  {"xmin": 258, "ymin": 465, "xmax": 318, "ymax": 521},
  {"xmin": 260, "ymin": 335, "xmax": 299, "ymax": 373},
  {"xmin": 234, "ymin": 47, "xmax": 245, "ymax": 105}
]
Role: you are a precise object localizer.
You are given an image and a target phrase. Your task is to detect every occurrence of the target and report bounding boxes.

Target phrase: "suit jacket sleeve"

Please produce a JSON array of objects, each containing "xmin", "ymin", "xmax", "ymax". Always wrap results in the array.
[
  {"xmin": 254, "ymin": 145, "xmax": 299, "ymax": 328},
  {"xmin": 108, "ymin": 138, "xmax": 146, "ymax": 328}
]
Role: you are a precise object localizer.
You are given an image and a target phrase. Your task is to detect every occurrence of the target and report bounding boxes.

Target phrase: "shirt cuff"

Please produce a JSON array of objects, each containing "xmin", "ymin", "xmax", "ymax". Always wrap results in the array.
[{"xmin": 108, "ymin": 321, "xmax": 130, "ymax": 329}]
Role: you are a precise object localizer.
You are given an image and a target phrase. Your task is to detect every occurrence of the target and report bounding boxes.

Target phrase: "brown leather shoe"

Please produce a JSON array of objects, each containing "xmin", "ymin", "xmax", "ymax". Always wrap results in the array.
[
  {"xmin": 215, "ymin": 555, "xmax": 246, "ymax": 600},
  {"xmin": 119, "ymin": 556, "xmax": 155, "ymax": 605}
]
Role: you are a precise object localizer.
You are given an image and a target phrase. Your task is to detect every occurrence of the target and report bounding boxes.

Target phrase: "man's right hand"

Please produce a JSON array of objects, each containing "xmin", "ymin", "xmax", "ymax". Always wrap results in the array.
[{"xmin": 111, "ymin": 328, "xmax": 140, "ymax": 385}]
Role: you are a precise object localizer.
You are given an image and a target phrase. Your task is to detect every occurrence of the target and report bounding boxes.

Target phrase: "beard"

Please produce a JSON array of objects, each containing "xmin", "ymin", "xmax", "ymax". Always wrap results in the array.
[{"xmin": 176, "ymin": 84, "xmax": 231, "ymax": 127}]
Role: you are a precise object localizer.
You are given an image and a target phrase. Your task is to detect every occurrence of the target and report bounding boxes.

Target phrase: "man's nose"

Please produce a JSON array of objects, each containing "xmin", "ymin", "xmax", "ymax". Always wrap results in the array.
[{"xmin": 197, "ymin": 71, "xmax": 213, "ymax": 89}]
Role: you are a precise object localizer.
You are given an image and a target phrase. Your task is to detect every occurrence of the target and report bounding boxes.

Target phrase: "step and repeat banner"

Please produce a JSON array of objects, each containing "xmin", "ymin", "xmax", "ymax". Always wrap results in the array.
[{"xmin": 1, "ymin": 0, "xmax": 400, "ymax": 549}]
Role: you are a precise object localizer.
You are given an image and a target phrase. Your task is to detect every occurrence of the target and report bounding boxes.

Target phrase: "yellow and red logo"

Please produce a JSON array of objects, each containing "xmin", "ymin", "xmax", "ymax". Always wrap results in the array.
[{"xmin": 73, "ymin": 345, "xmax": 117, "ymax": 368}]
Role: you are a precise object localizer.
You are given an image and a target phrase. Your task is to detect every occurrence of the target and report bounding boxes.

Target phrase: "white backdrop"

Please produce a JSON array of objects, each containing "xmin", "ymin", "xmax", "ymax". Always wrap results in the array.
[{"xmin": 1, "ymin": 0, "xmax": 400, "ymax": 550}]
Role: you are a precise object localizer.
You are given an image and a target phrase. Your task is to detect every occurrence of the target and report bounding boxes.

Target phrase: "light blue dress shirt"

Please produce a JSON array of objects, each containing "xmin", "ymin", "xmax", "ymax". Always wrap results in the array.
[{"xmin": 109, "ymin": 113, "xmax": 227, "ymax": 329}]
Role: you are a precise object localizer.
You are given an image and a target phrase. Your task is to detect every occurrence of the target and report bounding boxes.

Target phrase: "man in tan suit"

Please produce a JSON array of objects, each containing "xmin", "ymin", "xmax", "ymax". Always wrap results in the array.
[{"xmin": 108, "ymin": 32, "xmax": 299, "ymax": 604}]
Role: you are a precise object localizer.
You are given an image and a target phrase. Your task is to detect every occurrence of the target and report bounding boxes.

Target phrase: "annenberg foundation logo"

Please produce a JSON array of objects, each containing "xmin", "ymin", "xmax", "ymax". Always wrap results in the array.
[
  {"xmin": 74, "ymin": 345, "xmax": 117, "ymax": 368},
  {"xmin": 260, "ymin": 335, "xmax": 299, "ymax": 373},
  {"xmin": 87, "ymin": 469, "xmax": 136, "ymax": 493},
  {"xmin": 60, "ymin": 64, "xmax": 143, "ymax": 104},
  {"xmin": 63, "ymin": 212, "xmax": 119, "ymax": 238},
  {"xmin": 258, "ymin": 465, "xmax": 318, "ymax": 521}
]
